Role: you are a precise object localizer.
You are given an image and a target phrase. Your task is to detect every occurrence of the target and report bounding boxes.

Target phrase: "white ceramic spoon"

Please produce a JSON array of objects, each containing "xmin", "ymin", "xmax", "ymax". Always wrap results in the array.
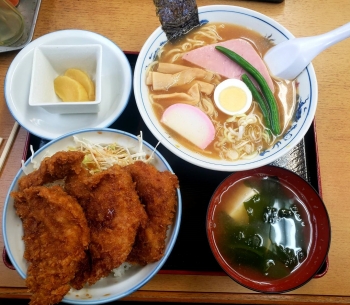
[{"xmin": 264, "ymin": 22, "xmax": 350, "ymax": 80}]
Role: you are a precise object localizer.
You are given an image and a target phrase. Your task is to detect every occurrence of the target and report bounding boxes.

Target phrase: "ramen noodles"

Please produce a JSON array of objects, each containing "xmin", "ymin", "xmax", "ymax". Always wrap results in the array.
[{"xmin": 146, "ymin": 23, "xmax": 297, "ymax": 161}]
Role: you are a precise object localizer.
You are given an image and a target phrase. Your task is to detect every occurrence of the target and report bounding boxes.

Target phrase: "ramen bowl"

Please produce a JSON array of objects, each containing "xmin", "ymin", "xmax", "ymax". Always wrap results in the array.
[
  {"xmin": 206, "ymin": 166, "xmax": 331, "ymax": 293},
  {"xmin": 134, "ymin": 5, "xmax": 318, "ymax": 171},
  {"xmin": 2, "ymin": 128, "xmax": 182, "ymax": 304}
]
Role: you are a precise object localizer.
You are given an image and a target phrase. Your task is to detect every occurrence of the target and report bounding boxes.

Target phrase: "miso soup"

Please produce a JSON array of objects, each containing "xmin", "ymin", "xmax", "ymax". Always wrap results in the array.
[{"xmin": 212, "ymin": 176, "xmax": 310, "ymax": 281}]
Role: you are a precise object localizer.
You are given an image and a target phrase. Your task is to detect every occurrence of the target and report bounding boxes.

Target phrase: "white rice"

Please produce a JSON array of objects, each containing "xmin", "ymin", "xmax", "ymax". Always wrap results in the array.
[{"xmin": 112, "ymin": 262, "xmax": 132, "ymax": 278}]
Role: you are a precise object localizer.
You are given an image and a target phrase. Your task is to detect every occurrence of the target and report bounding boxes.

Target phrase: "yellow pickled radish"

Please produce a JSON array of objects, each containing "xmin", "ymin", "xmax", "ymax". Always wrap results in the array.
[
  {"xmin": 54, "ymin": 76, "xmax": 89, "ymax": 102},
  {"xmin": 64, "ymin": 68, "xmax": 95, "ymax": 101}
]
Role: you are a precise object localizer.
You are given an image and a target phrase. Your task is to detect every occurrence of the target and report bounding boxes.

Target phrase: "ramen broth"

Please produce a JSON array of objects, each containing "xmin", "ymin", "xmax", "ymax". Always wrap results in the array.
[
  {"xmin": 212, "ymin": 176, "xmax": 310, "ymax": 280},
  {"xmin": 147, "ymin": 23, "xmax": 297, "ymax": 161}
]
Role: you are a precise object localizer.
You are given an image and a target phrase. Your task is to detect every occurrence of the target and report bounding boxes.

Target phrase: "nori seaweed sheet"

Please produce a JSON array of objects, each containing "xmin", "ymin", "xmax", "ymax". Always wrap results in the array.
[{"xmin": 154, "ymin": 0, "xmax": 200, "ymax": 42}]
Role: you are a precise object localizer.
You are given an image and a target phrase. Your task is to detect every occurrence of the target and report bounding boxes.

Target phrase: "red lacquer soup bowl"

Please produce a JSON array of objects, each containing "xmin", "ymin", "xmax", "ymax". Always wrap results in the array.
[{"xmin": 206, "ymin": 166, "xmax": 331, "ymax": 293}]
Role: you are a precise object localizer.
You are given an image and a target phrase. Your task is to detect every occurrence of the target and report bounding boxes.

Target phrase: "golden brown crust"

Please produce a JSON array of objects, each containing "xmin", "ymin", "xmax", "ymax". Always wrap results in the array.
[
  {"xmin": 65, "ymin": 166, "xmax": 91, "ymax": 210},
  {"xmin": 12, "ymin": 185, "xmax": 90, "ymax": 305},
  {"xmin": 12, "ymin": 151, "xmax": 179, "ymax": 301},
  {"xmin": 126, "ymin": 161, "xmax": 179, "ymax": 265},
  {"xmin": 18, "ymin": 151, "xmax": 85, "ymax": 191},
  {"xmin": 85, "ymin": 164, "xmax": 148, "ymax": 285}
]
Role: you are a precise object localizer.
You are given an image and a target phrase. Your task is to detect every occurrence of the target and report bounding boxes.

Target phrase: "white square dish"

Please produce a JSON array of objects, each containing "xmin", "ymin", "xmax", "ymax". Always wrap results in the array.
[{"xmin": 29, "ymin": 44, "xmax": 102, "ymax": 114}]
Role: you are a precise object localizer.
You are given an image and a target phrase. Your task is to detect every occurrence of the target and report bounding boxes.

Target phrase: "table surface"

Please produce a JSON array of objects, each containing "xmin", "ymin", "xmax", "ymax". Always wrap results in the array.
[{"xmin": 1, "ymin": 0, "xmax": 350, "ymax": 304}]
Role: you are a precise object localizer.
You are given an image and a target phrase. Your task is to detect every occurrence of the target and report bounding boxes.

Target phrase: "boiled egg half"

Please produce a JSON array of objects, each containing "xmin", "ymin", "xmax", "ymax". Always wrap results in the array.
[{"xmin": 214, "ymin": 79, "xmax": 252, "ymax": 116}]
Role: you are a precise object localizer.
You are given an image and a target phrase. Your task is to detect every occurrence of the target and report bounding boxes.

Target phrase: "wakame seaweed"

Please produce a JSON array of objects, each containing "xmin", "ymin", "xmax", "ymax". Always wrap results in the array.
[{"xmin": 216, "ymin": 177, "xmax": 307, "ymax": 279}]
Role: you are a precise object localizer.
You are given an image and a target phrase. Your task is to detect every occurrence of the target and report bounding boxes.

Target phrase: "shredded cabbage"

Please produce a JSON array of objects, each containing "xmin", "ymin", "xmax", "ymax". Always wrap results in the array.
[
  {"xmin": 71, "ymin": 132, "xmax": 158, "ymax": 173},
  {"xmin": 21, "ymin": 132, "xmax": 158, "ymax": 175},
  {"xmin": 21, "ymin": 145, "xmax": 40, "ymax": 174}
]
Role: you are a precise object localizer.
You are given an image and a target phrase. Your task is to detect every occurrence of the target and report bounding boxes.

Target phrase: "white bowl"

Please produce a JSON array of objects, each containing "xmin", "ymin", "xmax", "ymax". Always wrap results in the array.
[
  {"xmin": 4, "ymin": 30, "xmax": 132, "ymax": 140},
  {"xmin": 134, "ymin": 5, "xmax": 318, "ymax": 172},
  {"xmin": 29, "ymin": 44, "xmax": 102, "ymax": 114},
  {"xmin": 2, "ymin": 128, "xmax": 182, "ymax": 304}
]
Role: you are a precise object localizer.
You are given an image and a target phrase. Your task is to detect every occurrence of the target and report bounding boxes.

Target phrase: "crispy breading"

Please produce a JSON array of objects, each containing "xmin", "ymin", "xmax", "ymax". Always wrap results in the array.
[
  {"xmin": 64, "ymin": 167, "xmax": 93, "ymax": 288},
  {"xmin": 65, "ymin": 166, "xmax": 91, "ymax": 210},
  {"xmin": 12, "ymin": 186, "xmax": 90, "ymax": 305},
  {"xmin": 70, "ymin": 252, "xmax": 92, "ymax": 290},
  {"xmin": 18, "ymin": 151, "xmax": 85, "ymax": 191},
  {"xmin": 13, "ymin": 150, "xmax": 178, "ymax": 295},
  {"xmin": 126, "ymin": 161, "xmax": 179, "ymax": 265},
  {"xmin": 64, "ymin": 167, "xmax": 93, "ymax": 290},
  {"xmin": 85, "ymin": 164, "xmax": 147, "ymax": 285}
]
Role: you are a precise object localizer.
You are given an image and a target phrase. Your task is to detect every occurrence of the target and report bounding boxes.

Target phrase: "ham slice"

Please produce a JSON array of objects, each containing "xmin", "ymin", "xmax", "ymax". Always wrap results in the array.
[{"xmin": 182, "ymin": 39, "xmax": 274, "ymax": 92}]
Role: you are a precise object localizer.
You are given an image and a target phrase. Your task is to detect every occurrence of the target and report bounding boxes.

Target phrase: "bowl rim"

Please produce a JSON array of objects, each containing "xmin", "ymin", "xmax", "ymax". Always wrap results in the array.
[
  {"xmin": 133, "ymin": 4, "xmax": 319, "ymax": 172},
  {"xmin": 2, "ymin": 127, "xmax": 182, "ymax": 304},
  {"xmin": 206, "ymin": 165, "xmax": 331, "ymax": 293}
]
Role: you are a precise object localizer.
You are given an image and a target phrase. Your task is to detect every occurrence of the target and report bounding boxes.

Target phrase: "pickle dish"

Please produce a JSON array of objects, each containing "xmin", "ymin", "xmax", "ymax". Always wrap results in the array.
[{"xmin": 29, "ymin": 44, "xmax": 102, "ymax": 114}]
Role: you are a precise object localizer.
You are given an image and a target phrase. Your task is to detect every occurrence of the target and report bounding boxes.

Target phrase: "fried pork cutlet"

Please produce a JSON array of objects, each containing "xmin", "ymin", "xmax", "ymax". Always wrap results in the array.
[
  {"xmin": 12, "ymin": 186, "xmax": 90, "ymax": 305},
  {"xmin": 65, "ymin": 167, "xmax": 93, "ymax": 289},
  {"xmin": 84, "ymin": 164, "xmax": 147, "ymax": 285},
  {"xmin": 18, "ymin": 151, "xmax": 85, "ymax": 191},
  {"xmin": 65, "ymin": 166, "xmax": 92, "ymax": 210},
  {"xmin": 70, "ymin": 252, "xmax": 92, "ymax": 290},
  {"xmin": 126, "ymin": 161, "xmax": 179, "ymax": 265}
]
